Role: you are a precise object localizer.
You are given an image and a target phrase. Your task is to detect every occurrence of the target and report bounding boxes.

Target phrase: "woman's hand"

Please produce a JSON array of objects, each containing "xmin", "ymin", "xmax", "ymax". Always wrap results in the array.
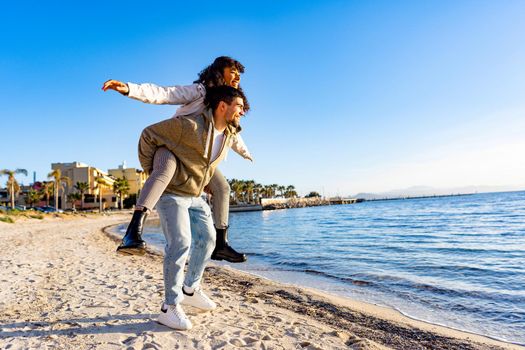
[{"xmin": 102, "ymin": 79, "xmax": 129, "ymax": 95}]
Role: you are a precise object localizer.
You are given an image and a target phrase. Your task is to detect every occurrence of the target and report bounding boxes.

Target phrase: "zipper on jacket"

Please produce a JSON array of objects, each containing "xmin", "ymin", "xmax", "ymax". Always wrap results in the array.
[
  {"xmin": 197, "ymin": 113, "xmax": 232, "ymax": 195},
  {"xmin": 210, "ymin": 127, "xmax": 230, "ymax": 167},
  {"xmin": 203, "ymin": 125, "xmax": 212, "ymax": 159},
  {"xmin": 198, "ymin": 119, "xmax": 214, "ymax": 195}
]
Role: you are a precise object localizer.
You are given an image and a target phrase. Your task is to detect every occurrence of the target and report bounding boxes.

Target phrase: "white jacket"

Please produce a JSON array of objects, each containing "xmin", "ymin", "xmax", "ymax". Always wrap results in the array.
[{"xmin": 127, "ymin": 82, "xmax": 253, "ymax": 161}]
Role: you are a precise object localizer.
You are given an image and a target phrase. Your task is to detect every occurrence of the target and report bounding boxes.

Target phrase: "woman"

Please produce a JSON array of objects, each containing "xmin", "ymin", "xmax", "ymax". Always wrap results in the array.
[{"xmin": 102, "ymin": 56, "xmax": 252, "ymax": 263}]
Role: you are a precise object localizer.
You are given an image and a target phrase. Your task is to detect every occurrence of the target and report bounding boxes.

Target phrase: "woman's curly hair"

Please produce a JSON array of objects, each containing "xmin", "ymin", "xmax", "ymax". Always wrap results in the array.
[{"xmin": 194, "ymin": 56, "xmax": 250, "ymax": 112}]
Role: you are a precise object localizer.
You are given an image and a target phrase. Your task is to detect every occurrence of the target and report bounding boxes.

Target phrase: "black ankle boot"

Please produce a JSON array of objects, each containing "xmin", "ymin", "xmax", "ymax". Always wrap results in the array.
[
  {"xmin": 211, "ymin": 227, "xmax": 247, "ymax": 263},
  {"xmin": 117, "ymin": 208, "xmax": 148, "ymax": 255}
]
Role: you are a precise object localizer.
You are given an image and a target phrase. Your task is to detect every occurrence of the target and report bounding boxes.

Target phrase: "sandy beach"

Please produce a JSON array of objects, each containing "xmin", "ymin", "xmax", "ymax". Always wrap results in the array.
[{"xmin": 0, "ymin": 214, "xmax": 522, "ymax": 350}]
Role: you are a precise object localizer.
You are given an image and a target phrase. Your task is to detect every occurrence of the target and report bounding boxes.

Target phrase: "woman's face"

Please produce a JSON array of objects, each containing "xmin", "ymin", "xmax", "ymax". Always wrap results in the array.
[{"xmin": 223, "ymin": 66, "xmax": 241, "ymax": 88}]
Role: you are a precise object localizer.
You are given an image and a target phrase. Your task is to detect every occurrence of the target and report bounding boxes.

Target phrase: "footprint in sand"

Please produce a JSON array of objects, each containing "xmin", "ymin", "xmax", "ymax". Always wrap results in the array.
[
  {"xmin": 243, "ymin": 336, "xmax": 259, "ymax": 344},
  {"xmin": 229, "ymin": 338, "xmax": 245, "ymax": 347},
  {"xmin": 267, "ymin": 315, "xmax": 284, "ymax": 323}
]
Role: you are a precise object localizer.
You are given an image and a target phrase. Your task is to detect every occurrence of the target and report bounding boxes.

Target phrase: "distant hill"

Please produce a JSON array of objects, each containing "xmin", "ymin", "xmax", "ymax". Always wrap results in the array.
[{"xmin": 354, "ymin": 184, "xmax": 525, "ymax": 200}]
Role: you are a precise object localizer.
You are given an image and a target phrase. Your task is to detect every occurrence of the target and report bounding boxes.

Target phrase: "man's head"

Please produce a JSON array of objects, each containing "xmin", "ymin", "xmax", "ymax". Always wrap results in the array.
[{"xmin": 205, "ymin": 86, "xmax": 246, "ymax": 129}]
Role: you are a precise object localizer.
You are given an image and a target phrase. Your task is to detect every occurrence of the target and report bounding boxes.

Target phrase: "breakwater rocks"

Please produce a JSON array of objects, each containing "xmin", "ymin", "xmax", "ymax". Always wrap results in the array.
[{"xmin": 261, "ymin": 197, "xmax": 330, "ymax": 210}]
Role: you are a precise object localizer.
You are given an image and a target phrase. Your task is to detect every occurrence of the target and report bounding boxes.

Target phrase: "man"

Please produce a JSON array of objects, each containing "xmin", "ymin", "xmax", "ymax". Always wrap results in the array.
[
  {"xmin": 102, "ymin": 56, "xmax": 251, "ymax": 263},
  {"xmin": 138, "ymin": 86, "xmax": 246, "ymax": 330}
]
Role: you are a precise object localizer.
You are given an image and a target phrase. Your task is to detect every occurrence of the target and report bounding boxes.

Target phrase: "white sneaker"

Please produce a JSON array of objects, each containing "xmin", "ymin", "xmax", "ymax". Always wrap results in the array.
[
  {"xmin": 157, "ymin": 303, "xmax": 192, "ymax": 330},
  {"xmin": 181, "ymin": 287, "xmax": 217, "ymax": 311}
]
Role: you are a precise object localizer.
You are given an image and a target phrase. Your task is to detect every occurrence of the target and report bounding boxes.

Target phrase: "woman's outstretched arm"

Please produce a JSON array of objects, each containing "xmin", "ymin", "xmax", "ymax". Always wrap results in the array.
[{"xmin": 102, "ymin": 79, "xmax": 205, "ymax": 105}]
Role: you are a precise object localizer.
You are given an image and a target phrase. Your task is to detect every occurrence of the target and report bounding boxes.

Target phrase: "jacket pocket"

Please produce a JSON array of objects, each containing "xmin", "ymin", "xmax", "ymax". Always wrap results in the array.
[
  {"xmin": 169, "ymin": 163, "xmax": 189, "ymax": 186},
  {"xmin": 171, "ymin": 173, "xmax": 191, "ymax": 187}
]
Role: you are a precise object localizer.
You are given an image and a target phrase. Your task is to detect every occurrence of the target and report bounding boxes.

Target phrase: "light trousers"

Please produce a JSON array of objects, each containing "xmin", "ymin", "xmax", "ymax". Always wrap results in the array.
[
  {"xmin": 136, "ymin": 147, "xmax": 230, "ymax": 228},
  {"xmin": 156, "ymin": 193, "xmax": 216, "ymax": 305}
]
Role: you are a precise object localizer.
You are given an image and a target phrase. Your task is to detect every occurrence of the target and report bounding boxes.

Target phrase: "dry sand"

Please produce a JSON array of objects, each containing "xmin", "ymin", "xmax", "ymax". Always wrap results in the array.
[{"xmin": 0, "ymin": 213, "xmax": 522, "ymax": 350}]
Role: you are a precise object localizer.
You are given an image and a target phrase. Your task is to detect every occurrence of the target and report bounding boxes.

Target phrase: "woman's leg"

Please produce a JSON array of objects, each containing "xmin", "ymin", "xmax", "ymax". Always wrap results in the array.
[
  {"xmin": 208, "ymin": 169, "xmax": 247, "ymax": 263},
  {"xmin": 117, "ymin": 147, "xmax": 178, "ymax": 255},
  {"xmin": 209, "ymin": 168, "xmax": 230, "ymax": 229},
  {"xmin": 136, "ymin": 147, "xmax": 178, "ymax": 211}
]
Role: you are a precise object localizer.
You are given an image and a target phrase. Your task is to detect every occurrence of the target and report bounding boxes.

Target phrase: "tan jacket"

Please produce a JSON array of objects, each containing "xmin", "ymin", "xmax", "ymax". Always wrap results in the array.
[{"xmin": 138, "ymin": 108, "xmax": 236, "ymax": 197}]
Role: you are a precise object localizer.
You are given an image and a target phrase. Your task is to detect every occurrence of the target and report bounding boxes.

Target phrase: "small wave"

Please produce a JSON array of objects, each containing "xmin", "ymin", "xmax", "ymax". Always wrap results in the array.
[
  {"xmin": 499, "ymin": 231, "xmax": 525, "ymax": 237},
  {"xmin": 301, "ymin": 269, "xmax": 374, "ymax": 287},
  {"xmin": 395, "ymin": 281, "xmax": 525, "ymax": 304},
  {"xmin": 407, "ymin": 263, "xmax": 515, "ymax": 277},
  {"xmin": 427, "ymin": 246, "xmax": 522, "ymax": 255}
]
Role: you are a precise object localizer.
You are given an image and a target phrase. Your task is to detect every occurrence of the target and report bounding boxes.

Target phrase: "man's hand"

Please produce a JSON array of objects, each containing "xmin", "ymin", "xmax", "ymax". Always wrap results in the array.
[
  {"xmin": 203, "ymin": 185, "xmax": 213, "ymax": 195},
  {"xmin": 102, "ymin": 79, "xmax": 129, "ymax": 95}
]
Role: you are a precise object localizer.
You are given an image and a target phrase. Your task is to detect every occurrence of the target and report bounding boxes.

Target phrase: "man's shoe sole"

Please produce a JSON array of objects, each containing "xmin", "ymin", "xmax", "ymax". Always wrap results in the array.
[
  {"xmin": 180, "ymin": 300, "xmax": 216, "ymax": 311},
  {"xmin": 157, "ymin": 317, "xmax": 192, "ymax": 330}
]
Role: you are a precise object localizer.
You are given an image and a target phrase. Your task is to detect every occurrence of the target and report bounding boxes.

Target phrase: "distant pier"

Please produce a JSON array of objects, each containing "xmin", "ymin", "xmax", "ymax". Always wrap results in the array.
[
  {"xmin": 229, "ymin": 204, "xmax": 263, "ymax": 212},
  {"xmin": 329, "ymin": 198, "xmax": 364, "ymax": 205},
  {"xmin": 230, "ymin": 197, "xmax": 366, "ymax": 211}
]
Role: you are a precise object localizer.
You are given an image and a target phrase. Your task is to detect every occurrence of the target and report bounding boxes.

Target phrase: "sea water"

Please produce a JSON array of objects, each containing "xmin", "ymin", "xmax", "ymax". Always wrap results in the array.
[{"xmin": 116, "ymin": 191, "xmax": 525, "ymax": 344}]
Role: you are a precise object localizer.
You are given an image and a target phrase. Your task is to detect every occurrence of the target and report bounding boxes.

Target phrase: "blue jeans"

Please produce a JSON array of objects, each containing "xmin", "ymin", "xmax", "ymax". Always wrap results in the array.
[{"xmin": 156, "ymin": 193, "xmax": 216, "ymax": 305}]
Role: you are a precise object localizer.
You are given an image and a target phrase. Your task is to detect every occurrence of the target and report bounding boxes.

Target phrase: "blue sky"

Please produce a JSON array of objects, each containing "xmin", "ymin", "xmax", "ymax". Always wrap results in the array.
[{"xmin": 2, "ymin": 0, "xmax": 524, "ymax": 196}]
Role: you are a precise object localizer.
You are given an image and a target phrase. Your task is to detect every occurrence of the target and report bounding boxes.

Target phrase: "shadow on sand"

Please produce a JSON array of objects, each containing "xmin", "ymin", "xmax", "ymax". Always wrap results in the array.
[{"xmin": 0, "ymin": 313, "xmax": 181, "ymax": 338}]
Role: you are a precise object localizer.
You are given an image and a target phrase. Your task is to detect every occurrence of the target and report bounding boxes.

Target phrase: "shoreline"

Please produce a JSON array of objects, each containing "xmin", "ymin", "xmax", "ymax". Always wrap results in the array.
[
  {"xmin": 110, "ymin": 216, "xmax": 525, "ymax": 347},
  {"xmin": 107, "ymin": 223, "xmax": 524, "ymax": 348},
  {"xmin": 1, "ymin": 214, "xmax": 522, "ymax": 349},
  {"xmin": 106, "ymin": 221, "xmax": 525, "ymax": 349}
]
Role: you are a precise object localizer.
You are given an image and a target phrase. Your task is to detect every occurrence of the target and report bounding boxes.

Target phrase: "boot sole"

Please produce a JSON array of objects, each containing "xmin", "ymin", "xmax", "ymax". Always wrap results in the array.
[
  {"xmin": 211, "ymin": 255, "xmax": 247, "ymax": 263},
  {"xmin": 116, "ymin": 247, "xmax": 146, "ymax": 256}
]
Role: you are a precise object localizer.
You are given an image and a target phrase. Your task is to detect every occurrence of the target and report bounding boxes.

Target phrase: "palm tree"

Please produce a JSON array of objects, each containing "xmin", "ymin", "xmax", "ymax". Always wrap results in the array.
[
  {"xmin": 254, "ymin": 183, "xmax": 263, "ymax": 204},
  {"xmin": 271, "ymin": 184, "xmax": 279, "ymax": 198},
  {"xmin": 230, "ymin": 179, "xmax": 245, "ymax": 204},
  {"xmin": 262, "ymin": 185, "xmax": 273, "ymax": 198},
  {"xmin": 0, "ymin": 169, "xmax": 28, "ymax": 208},
  {"xmin": 25, "ymin": 189, "xmax": 42, "ymax": 207},
  {"xmin": 95, "ymin": 176, "xmax": 109, "ymax": 213},
  {"xmin": 285, "ymin": 185, "xmax": 297, "ymax": 198},
  {"xmin": 113, "ymin": 177, "xmax": 130, "ymax": 210},
  {"xmin": 47, "ymin": 169, "xmax": 71, "ymax": 210},
  {"xmin": 305, "ymin": 191, "xmax": 321, "ymax": 198},
  {"xmin": 67, "ymin": 192, "xmax": 81, "ymax": 210},
  {"xmin": 74, "ymin": 181, "xmax": 90, "ymax": 210},
  {"xmin": 277, "ymin": 185, "xmax": 286, "ymax": 198},
  {"xmin": 245, "ymin": 180, "xmax": 255, "ymax": 203},
  {"xmin": 227, "ymin": 178, "xmax": 237, "ymax": 203},
  {"xmin": 40, "ymin": 181, "xmax": 54, "ymax": 206}
]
